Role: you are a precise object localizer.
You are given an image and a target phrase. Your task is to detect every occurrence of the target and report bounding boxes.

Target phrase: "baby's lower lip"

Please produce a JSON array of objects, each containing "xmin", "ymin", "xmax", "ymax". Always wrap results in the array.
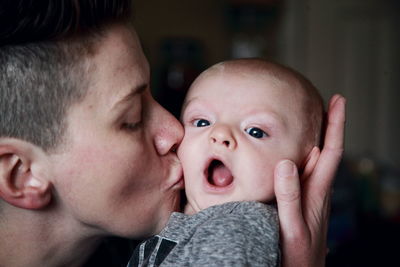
[
  {"xmin": 203, "ymin": 171, "xmax": 234, "ymax": 193},
  {"xmin": 203, "ymin": 178, "xmax": 234, "ymax": 193}
]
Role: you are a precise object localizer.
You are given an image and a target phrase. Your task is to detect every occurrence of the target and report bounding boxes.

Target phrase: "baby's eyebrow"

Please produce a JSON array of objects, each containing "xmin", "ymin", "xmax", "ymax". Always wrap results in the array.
[
  {"xmin": 181, "ymin": 97, "xmax": 199, "ymax": 114},
  {"xmin": 245, "ymin": 110, "xmax": 286, "ymax": 129}
]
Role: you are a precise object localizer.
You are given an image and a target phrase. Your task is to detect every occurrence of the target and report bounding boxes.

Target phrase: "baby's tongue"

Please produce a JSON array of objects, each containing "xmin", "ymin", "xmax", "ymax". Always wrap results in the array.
[{"xmin": 211, "ymin": 164, "xmax": 233, "ymax": 187}]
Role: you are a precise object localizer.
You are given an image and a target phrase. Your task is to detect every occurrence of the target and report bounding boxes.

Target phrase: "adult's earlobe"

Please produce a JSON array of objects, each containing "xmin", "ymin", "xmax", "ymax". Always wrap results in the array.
[
  {"xmin": 0, "ymin": 144, "xmax": 52, "ymax": 210},
  {"xmin": 19, "ymin": 176, "xmax": 52, "ymax": 209}
]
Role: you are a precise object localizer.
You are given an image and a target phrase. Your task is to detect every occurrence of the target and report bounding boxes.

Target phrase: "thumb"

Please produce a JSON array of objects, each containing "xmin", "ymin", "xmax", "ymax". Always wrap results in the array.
[{"xmin": 274, "ymin": 160, "xmax": 306, "ymax": 236}]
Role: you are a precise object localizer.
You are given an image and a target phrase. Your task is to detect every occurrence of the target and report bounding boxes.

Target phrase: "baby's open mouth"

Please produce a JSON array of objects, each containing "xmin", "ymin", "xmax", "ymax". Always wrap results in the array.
[{"xmin": 206, "ymin": 159, "xmax": 234, "ymax": 187}]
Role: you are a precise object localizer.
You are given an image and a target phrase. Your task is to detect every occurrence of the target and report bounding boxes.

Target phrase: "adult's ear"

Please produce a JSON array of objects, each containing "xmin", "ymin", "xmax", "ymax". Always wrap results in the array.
[
  {"xmin": 301, "ymin": 146, "xmax": 321, "ymax": 180},
  {"xmin": 0, "ymin": 139, "xmax": 52, "ymax": 210}
]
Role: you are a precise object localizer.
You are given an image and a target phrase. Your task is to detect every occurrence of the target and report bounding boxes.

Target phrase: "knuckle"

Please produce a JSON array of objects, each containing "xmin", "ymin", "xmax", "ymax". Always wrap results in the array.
[{"xmin": 277, "ymin": 190, "xmax": 301, "ymax": 202}]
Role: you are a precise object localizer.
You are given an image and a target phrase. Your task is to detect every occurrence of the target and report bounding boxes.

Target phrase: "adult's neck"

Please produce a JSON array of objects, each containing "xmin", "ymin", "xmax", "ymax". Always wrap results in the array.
[{"xmin": 0, "ymin": 205, "xmax": 102, "ymax": 267}]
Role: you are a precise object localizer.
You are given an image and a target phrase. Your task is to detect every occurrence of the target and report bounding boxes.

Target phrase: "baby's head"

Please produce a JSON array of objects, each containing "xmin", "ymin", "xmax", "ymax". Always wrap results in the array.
[{"xmin": 178, "ymin": 58, "xmax": 323, "ymax": 214}]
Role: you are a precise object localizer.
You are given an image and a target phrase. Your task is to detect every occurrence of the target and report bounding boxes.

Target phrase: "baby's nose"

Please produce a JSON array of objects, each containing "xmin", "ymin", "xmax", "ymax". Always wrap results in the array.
[{"xmin": 209, "ymin": 124, "xmax": 237, "ymax": 150}]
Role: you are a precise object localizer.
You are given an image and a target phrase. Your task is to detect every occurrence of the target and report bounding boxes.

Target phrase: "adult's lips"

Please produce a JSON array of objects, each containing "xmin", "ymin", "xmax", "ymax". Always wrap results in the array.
[{"xmin": 164, "ymin": 155, "xmax": 184, "ymax": 190}]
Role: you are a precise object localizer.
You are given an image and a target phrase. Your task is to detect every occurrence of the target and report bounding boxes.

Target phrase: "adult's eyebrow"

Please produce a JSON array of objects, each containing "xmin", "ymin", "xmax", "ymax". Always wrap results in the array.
[{"xmin": 112, "ymin": 83, "xmax": 147, "ymax": 110}]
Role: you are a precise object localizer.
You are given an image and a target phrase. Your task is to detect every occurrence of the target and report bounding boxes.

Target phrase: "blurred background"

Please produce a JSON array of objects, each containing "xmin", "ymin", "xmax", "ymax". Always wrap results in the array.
[{"xmin": 89, "ymin": 0, "xmax": 400, "ymax": 266}]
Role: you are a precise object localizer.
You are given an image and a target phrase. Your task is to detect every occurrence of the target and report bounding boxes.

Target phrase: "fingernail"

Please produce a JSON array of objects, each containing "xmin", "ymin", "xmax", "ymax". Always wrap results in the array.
[
  {"xmin": 329, "ymin": 95, "xmax": 340, "ymax": 109},
  {"xmin": 340, "ymin": 97, "xmax": 347, "ymax": 107},
  {"xmin": 336, "ymin": 96, "xmax": 346, "ymax": 108},
  {"xmin": 277, "ymin": 160, "xmax": 296, "ymax": 177}
]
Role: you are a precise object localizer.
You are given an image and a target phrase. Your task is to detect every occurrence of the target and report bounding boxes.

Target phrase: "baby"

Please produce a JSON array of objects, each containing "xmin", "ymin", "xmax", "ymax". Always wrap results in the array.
[{"xmin": 127, "ymin": 58, "xmax": 323, "ymax": 266}]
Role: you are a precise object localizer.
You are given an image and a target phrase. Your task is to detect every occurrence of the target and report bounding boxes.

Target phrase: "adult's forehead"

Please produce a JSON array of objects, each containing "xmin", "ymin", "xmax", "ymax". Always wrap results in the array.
[
  {"xmin": 101, "ymin": 25, "xmax": 142, "ymax": 54},
  {"xmin": 81, "ymin": 24, "xmax": 149, "ymax": 104},
  {"xmin": 89, "ymin": 24, "xmax": 149, "ymax": 74}
]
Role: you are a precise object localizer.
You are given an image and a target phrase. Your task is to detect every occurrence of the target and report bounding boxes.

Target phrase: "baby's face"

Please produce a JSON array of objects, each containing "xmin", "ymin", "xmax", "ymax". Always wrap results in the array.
[{"xmin": 178, "ymin": 71, "xmax": 309, "ymax": 214}]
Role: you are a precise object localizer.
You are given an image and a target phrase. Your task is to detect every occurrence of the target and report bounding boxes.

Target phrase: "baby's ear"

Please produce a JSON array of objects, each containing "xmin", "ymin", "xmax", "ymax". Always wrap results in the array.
[
  {"xmin": 301, "ymin": 146, "xmax": 320, "ymax": 179},
  {"xmin": 0, "ymin": 139, "xmax": 52, "ymax": 210}
]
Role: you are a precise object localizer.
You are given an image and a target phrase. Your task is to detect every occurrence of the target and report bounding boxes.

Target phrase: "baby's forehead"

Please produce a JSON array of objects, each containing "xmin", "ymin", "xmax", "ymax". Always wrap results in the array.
[
  {"xmin": 187, "ymin": 72, "xmax": 306, "ymax": 111},
  {"xmin": 207, "ymin": 61, "xmax": 300, "ymax": 86},
  {"xmin": 185, "ymin": 59, "xmax": 318, "ymax": 110},
  {"xmin": 196, "ymin": 64, "xmax": 305, "ymax": 98}
]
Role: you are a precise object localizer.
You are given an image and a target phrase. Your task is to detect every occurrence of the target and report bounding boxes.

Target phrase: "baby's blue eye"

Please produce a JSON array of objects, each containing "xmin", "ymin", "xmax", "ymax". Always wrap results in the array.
[
  {"xmin": 245, "ymin": 127, "xmax": 268, "ymax": 139},
  {"xmin": 193, "ymin": 119, "xmax": 210, "ymax": 127}
]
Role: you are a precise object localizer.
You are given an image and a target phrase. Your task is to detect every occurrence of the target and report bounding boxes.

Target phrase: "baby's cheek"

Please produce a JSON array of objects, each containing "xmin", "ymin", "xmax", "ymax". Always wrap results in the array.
[
  {"xmin": 177, "ymin": 132, "xmax": 200, "ymax": 166},
  {"xmin": 250, "ymin": 155, "xmax": 276, "ymax": 177}
]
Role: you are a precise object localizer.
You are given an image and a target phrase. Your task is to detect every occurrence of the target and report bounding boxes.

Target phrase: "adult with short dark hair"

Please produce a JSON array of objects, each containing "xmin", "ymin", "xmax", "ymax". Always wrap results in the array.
[{"xmin": 0, "ymin": 1, "xmax": 345, "ymax": 266}]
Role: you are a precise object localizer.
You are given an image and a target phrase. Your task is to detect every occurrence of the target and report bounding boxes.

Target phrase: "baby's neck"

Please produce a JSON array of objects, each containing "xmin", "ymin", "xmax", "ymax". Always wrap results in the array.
[{"xmin": 183, "ymin": 203, "xmax": 197, "ymax": 215}]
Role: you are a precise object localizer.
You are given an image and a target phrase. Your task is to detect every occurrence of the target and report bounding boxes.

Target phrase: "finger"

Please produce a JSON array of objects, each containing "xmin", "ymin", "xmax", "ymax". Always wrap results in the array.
[
  {"xmin": 324, "ymin": 95, "xmax": 346, "ymax": 151},
  {"xmin": 301, "ymin": 146, "xmax": 320, "ymax": 180},
  {"xmin": 274, "ymin": 160, "xmax": 307, "ymax": 237},
  {"xmin": 328, "ymin": 94, "xmax": 341, "ymax": 109},
  {"xmin": 307, "ymin": 95, "xmax": 346, "ymax": 198}
]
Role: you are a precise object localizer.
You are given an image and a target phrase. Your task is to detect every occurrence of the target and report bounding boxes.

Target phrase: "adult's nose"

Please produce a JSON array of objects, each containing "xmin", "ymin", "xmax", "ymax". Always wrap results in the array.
[
  {"xmin": 209, "ymin": 124, "xmax": 237, "ymax": 150},
  {"xmin": 150, "ymin": 98, "xmax": 184, "ymax": 156}
]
